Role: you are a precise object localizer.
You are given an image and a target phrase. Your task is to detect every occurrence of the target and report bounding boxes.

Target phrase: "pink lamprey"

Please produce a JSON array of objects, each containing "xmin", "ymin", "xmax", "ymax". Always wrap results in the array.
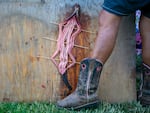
[{"xmin": 51, "ymin": 15, "xmax": 81, "ymax": 75}]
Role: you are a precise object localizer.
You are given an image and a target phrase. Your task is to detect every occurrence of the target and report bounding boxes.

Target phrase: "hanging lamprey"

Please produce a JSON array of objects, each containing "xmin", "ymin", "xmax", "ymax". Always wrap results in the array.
[
  {"xmin": 51, "ymin": 17, "xmax": 81, "ymax": 74},
  {"xmin": 51, "ymin": 5, "xmax": 81, "ymax": 90}
]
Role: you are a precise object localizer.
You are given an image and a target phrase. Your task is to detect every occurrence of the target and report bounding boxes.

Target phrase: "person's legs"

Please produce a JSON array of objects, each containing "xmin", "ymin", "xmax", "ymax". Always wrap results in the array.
[
  {"xmin": 140, "ymin": 16, "xmax": 150, "ymax": 66},
  {"xmin": 56, "ymin": 0, "xmax": 150, "ymax": 109},
  {"xmin": 56, "ymin": 10, "xmax": 122, "ymax": 109},
  {"xmin": 91, "ymin": 10, "xmax": 122, "ymax": 63},
  {"xmin": 139, "ymin": 15, "xmax": 150, "ymax": 106}
]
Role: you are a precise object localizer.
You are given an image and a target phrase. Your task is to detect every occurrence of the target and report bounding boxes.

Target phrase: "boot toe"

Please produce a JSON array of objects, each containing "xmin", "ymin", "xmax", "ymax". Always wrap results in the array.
[
  {"xmin": 56, "ymin": 94, "xmax": 73, "ymax": 108},
  {"xmin": 56, "ymin": 99, "xmax": 76, "ymax": 109},
  {"xmin": 56, "ymin": 92, "xmax": 79, "ymax": 109},
  {"xmin": 56, "ymin": 100, "xmax": 64, "ymax": 108}
]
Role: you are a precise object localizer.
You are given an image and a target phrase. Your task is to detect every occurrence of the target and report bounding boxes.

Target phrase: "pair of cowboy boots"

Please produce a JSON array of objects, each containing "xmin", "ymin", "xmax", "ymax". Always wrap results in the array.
[
  {"xmin": 138, "ymin": 63, "xmax": 150, "ymax": 106},
  {"xmin": 56, "ymin": 58, "xmax": 150, "ymax": 109}
]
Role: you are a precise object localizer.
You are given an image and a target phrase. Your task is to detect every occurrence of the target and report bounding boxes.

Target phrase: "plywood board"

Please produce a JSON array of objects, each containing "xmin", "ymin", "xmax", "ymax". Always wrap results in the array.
[{"xmin": 0, "ymin": 0, "xmax": 136, "ymax": 102}]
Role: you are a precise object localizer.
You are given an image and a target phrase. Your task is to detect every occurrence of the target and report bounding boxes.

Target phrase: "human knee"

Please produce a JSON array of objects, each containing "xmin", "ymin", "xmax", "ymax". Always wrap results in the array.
[
  {"xmin": 140, "ymin": 16, "xmax": 150, "ymax": 29},
  {"xmin": 98, "ymin": 10, "xmax": 121, "ymax": 28}
]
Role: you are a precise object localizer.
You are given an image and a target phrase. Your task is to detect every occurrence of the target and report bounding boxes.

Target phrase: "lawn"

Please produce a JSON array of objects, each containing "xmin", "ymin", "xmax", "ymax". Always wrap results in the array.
[{"xmin": 0, "ymin": 101, "xmax": 150, "ymax": 113}]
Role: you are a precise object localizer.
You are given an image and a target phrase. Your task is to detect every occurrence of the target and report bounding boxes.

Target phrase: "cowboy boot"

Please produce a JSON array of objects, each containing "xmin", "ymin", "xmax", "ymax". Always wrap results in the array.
[
  {"xmin": 56, "ymin": 58, "xmax": 103, "ymax": 110},
  {"xmin": 138, "ymin": 63, "xmax": 150, "ymax": 106}
]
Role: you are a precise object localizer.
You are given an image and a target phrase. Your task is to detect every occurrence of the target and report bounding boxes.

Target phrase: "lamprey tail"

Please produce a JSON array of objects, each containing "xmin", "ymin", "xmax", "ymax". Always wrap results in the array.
[{"xmin": 61, "ymin": 72, "xmax": 72, "ymax": 91}]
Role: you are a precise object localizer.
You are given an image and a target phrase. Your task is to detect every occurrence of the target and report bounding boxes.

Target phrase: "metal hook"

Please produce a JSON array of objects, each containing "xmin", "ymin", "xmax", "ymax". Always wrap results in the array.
[{"xmin": 65, "ymin": 4, "xmax": 80, "ymax": 22}]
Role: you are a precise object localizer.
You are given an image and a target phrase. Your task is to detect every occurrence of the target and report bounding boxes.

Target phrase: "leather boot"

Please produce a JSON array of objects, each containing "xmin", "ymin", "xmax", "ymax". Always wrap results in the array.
[
  {"xmin": 138, "ymin": 63, "xmax": 150, "ymax": 106},
  {"xmin": 56, "ymin": 58, "xmax": 103, "ymax": 109}
]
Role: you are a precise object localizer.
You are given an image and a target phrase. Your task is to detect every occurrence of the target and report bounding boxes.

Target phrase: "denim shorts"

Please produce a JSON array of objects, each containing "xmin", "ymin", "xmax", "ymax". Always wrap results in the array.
[{"xmin": 102, "ymin": 0, "xmax": 150, "ymax": 18}]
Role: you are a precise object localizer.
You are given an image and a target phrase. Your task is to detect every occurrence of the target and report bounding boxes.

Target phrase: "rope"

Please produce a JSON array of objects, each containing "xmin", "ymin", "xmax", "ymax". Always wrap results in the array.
[
  {"xmin": 42, "ymin": 37, "xmax": 89, "ymax": 49},
  {"xmin": 49, "ymin": 21, "xmax": 96, "ymax": 34},
  {"xmin": 35, "ymin": 55, "xmax": 80, "ymax": 64}
]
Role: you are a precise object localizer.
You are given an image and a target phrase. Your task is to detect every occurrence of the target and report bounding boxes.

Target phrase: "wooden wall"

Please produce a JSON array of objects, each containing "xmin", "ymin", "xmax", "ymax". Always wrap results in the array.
[{"xmin": 0, "ymin": 0, "xmax": 136, "ymax": 102}]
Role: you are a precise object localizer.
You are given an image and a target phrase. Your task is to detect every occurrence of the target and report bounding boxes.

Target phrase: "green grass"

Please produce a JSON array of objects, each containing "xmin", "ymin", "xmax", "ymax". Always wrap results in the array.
[
  {"xmin": 0, "ymin": 101, "xmax": 150, "ymax": 113},
  {"xmin": 0, "ymin": 55, "xmax": 147, "ymax": 113},
  {"xmin": 0, "ymin": 53, "xmax": 145, "ymax": 113},
  {"xmin": 136, "ymin": 55, "xmax": 142, "ymax": 73}
]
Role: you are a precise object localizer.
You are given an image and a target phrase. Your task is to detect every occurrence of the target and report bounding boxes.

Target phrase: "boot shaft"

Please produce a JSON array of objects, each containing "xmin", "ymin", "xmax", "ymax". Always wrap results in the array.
[
  {"xmin": 142, "ymin": 63, "xmax": 150, "ymax": 92},
  {"xmin": 139, "ymin": 63, "xmax": 150, "ymax": 106},
  {"xmin": 76, "ymin": 58, "xmax": 103, "ymax": 96},
  {"xmin": 56, "ymin": 58, "xmax": 103, "ymax": 109}
]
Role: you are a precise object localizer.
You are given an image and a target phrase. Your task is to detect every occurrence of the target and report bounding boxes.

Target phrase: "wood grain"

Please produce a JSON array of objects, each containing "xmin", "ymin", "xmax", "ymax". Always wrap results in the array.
[{"xmin": 0, "ymin": 0, "xmax": 136, "ymax": 102}]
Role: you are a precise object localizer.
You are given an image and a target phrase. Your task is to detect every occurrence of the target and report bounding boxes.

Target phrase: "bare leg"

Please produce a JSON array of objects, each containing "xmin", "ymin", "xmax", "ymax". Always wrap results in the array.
[
  {"xmin": 139, "ymin": 15, "xmax": 150, "ymax": 106},
  {"xmin": 91, "ymin": 10, "xmax": 122, "ymax": 63},
  {"xmin": 140, "ymin": 16, "xmax": 150, "ymax": 66}
]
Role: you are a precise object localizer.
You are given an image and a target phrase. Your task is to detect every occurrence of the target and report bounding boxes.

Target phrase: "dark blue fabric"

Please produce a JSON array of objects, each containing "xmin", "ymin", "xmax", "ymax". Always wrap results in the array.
[{"xmin": 102, "ymin": 0, "xmax": 150, "ymax": 17}]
